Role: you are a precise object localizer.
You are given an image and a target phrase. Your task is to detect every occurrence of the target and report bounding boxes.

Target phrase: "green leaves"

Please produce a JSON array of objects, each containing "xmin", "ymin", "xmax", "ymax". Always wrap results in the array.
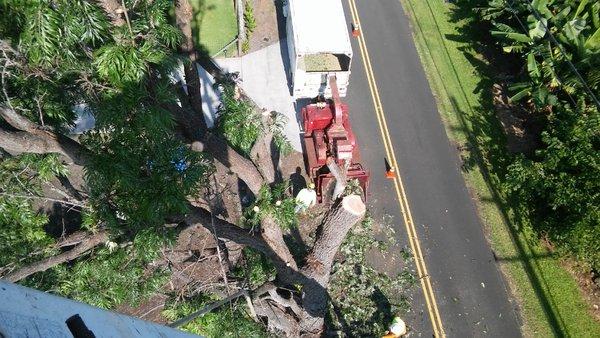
[
  {"xmin": 216, "ymin": 84, "xmax": 262, "ymax": 156},
  {"xmin": 15, "ymin": 0, "xmax": 109, "ymax": 67},
  {"xmin": 491, "ymin": 30, "xmax": 534, "ymax": 43},
  {"xmin": 563, "ymin": 18, "xmax": 586, "ymax": 42},
  {"xmin": 23, "ymin": 2, "xmax": 62, "ymax": 65},
  {"xmin": 84, "ymin": 126, "xmax": 211, "ymax": 230},
  {"xmin": 154, "ymin": 24, "xmax": 184, "ymax": 49},
  {"xmin": 216, "ymin": 84, "xmax": 292, "ymax": 157},
  {"xmin": 243, "ymin": 182, "xmax": 298, "ymax": 230},
  {"xmin": 481, "ymin": 0, "xmax": 600, "ymax": 271},
  {"xmin": 328, "ymin": 214, "xmax": 415, "ymax": 336},
  {"xmin": 57, "ymin": 231, "xmax": 172, "ymax": 309},
  {"xmin": 0, "ymin": 154, "xmax": 68, "ymax": 269},
  {"xmin": 244, "ymin": 1, "xmax": 257, "ymax": 34},
  {"xmin": 528, "ymin": 15, "xmax": 547, "ymax": 40},
  {"xmin": 574, "ymin": 0, "xmax": 590, "ymax": 19},
  {"xmin": 94, "ymin": 44, "xmax": 146, "ymax": 85},
  {"xmin": 584, "ymin": 27, "xmax": 600, "ymax": 49},
  {"xmin": 527, "ymin": 52, "xmax": 541, "ymax": 79},
  {"xmin": 506, "ymin": 103, "xmax": 600, "ymax": 269},
  {"xmin": 163, "ymin": 292, "xmax": 268, "ymax": 337},
  {"xmin": 531, "ymin": 0, "xmax": 552, "ymax": 19}
]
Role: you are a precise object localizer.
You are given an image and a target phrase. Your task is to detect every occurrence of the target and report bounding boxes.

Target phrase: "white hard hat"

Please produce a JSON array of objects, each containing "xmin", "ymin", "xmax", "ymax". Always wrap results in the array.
[{"xmin": 389, "ymin": 317, "xmax": 407, "ymax": 336}]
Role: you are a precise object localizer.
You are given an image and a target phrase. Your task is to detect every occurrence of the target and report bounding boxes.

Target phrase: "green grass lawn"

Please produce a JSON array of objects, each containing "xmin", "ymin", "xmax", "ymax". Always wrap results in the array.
[
  {"xmin": 399, "ymin": 0, "xmax": 600, "ymax": 336},
  {"xmin": 189, "ymin": 0, "xmax": 238, "ymax": 56}
]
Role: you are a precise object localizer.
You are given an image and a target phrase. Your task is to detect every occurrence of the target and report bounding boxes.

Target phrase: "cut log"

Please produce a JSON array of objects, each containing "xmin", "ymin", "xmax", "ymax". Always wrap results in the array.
[
  {"xmin": 306, "ymin": 195, "xmax": 365, "ymax": 282},
  {"xmin": 326, "ymin": 158, "xmax": 348, "ymax": 200}
]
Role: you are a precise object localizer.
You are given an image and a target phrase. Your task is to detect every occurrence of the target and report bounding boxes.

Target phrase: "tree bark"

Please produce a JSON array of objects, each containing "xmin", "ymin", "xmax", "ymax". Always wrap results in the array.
[
  {"xmin": 96, "ymin": 0, "xmax": 126, "ymax": 27},
  {"xmin": 204, "ymin": 134, "xmax": 264, "ymax": 195},
  {"xmin": 327, "ymin": 158, "xmax": 348, "ymax": 200},
  {"xmin": 166, "ymin": 102, "xmax": 264, "ymax": 195},
  {"xmin": 186, "ymin": 205, "xmax": 271, "ymax": 254},
  {"xmin": 250, "ymin": 128, "xmax": 276, "ymax": 183},
  {"xmin": 0, "ymin": 129, "xmax": 88, "ymax": 165},
  {"xmin": 299, "ymin": 195, "xmax": 366, "ymax": 335},
  {"xmin": 174, "ymin": 0, "xmax": 208, "ymax": 135},
  {"xmin": 185, "ymin": 205, "xmax": 307, "ymax": 288},
  {"xmin": 260, "ymin": 215, "xmax": 298, "ymax": 281},
  {"xmin": 254, "ymin": 298, "xmax": 300, "ymax": 336},
  {"xmin": 3, "ymin": 230, "xmax": 109, "ymax": 282},
  {"xmin": 0, "ymin": 105, "xmax": 39, "ymax": 132}
]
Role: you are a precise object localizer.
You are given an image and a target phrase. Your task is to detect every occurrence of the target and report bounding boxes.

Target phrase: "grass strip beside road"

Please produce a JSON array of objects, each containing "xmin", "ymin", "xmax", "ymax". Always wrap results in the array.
[{"xmin": 399, "ymin": 0, "xmax": 600, "ymax": 337}]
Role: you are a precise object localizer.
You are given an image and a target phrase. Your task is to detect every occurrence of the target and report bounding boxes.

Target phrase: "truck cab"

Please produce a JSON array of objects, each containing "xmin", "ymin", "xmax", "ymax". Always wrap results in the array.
[{"xmin": 284, "ymin": 0, "xmax": 353, "ymax": 98}]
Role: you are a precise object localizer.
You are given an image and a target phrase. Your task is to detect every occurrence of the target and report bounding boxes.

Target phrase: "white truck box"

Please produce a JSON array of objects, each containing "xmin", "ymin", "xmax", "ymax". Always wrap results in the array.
[{"xmin": 285, "ymin": 0, "xmax": 353, "ymax": 98}]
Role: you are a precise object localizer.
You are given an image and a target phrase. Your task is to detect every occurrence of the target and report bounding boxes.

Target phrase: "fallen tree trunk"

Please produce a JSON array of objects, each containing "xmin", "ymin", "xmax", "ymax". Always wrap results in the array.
[
  {"xmin": 300, "ymin": 194, "xmax": 366, "ymax": 336},
  {"xmin": 3, "ymin": 230, "xmax": 109, "ymax": 282}
]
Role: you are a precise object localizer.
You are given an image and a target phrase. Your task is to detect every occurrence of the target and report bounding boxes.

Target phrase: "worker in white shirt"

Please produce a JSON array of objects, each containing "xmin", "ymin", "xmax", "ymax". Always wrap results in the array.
[
  {"xmin": 295, "ymin": 182, "xmax": 317, "ymax": 213},
  {"xmin": 382, "ymin": 317, "xmax": 407, "ymax": 338}
]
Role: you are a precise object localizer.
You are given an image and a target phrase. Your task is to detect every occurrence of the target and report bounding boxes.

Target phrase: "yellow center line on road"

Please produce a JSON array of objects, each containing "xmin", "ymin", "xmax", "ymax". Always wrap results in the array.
[{"xmin": 347, "ymin": 0, "xmax": 445, "ymax": 336}]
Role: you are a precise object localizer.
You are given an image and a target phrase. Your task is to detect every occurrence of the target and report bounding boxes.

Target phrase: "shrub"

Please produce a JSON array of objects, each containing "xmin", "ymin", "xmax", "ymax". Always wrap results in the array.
[{"xmin": 244, "ymin": 1, "xmax": 257, "ymax": 35}]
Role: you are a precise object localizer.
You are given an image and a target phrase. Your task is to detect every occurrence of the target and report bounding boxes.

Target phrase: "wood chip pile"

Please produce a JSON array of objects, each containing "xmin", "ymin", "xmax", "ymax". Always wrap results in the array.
[{"xmin": 301, "ymin": 53, "xmax": 343, "ymax": 72}]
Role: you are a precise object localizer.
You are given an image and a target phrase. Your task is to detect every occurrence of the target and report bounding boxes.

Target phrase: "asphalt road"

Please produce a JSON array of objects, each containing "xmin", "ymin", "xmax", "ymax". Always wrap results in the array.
[{"xmin": 340, "ymin": 1, "xmax": 522, "ymax": 336}]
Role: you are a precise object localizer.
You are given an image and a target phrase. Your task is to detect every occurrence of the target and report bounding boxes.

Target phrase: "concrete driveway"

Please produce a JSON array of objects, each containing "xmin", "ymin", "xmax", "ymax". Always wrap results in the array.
[{"xmin": 215, "ymin": 40, "xmax": 303, "ymax": 151}]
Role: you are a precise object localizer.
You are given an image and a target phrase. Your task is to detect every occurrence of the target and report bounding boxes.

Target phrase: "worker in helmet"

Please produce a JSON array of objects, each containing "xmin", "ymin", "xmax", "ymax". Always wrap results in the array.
[
  {"xmin": 382, "ymin": 316, "xmax": 407, "ymax": 338},
  {"xmin": 295, "ymin": 182, "xmax": 317, "ymax": 213}
]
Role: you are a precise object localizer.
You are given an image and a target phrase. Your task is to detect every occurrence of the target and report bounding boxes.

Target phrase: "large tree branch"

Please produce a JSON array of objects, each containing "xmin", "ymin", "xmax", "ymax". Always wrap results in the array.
[
  {"xmin": 299, "ymin": 195, "xmax": 366, "ymax": 335},
  {"xmin": 185, "ymin": 205, "xmax": 311, "ymax": 287},
  {"xmin": 250, "ymin": 127, "xmax": 276, "ymax": 183},
  {"xmin": 260, "ymin": 215, "xmax": 298, "ymax": 278},
  {"xmin": 0, "ymin": 128, "xmax": 88, "ymax": 165},
  {"xmin": 204, "ymin": 134, "xmax": 264, "ymax": 195},
  {"xmin": 167, "ymin": 103, "xmax": 264, "ymax": 195},
  {"xmin": 3, "ymin": 230, "xmax": 109, "ymax": 282},
  {"xmin": 185, "ymin": 205, "xmax": 275, "ymax": 254},
  {"xmin": 0, "ymin": 105, "xmax": 38, "ymax": 132}
]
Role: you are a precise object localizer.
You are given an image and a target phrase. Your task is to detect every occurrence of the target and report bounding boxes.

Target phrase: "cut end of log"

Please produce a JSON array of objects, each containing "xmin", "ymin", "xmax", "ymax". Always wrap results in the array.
[{"xmin": 341, "ymin": 195, "xmax": 366, "ymax": 216}]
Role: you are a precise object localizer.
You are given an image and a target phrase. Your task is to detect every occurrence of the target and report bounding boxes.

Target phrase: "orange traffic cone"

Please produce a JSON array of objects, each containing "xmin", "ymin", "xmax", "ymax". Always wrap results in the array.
[
  {"xmin": 386, "ymin": 166, "xmax": 396, "ymax": 179},
  {"xmin": 352, "ymin": 23, "xmax": 360, "ymax": 37}
]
